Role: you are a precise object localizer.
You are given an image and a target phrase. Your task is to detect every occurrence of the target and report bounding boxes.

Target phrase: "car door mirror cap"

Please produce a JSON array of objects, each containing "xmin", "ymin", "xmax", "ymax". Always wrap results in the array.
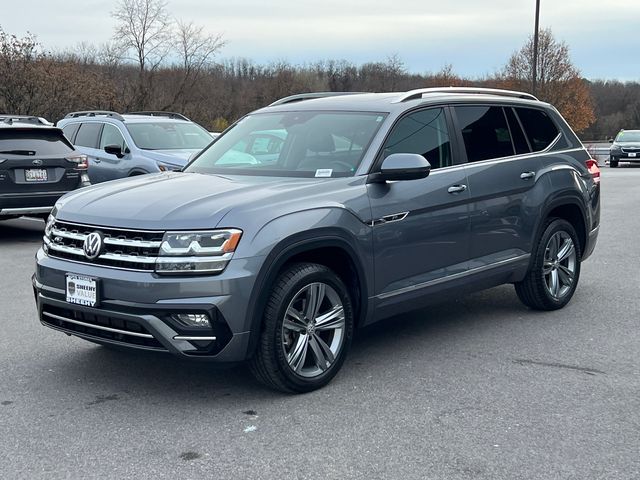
[
  {"xmin": 370, "ymin": 153, "xmax": 431, "ymax": 183},
  {"xmin": 104, "ymin": 144, "xmax": 124, "ymax": 158}
]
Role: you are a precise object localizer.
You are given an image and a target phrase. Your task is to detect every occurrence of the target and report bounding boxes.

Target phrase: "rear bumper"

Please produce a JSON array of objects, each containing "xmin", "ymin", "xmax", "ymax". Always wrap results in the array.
[{"xmin": 0, "ymin": 192, "xmax": 64, "ymax": 216}]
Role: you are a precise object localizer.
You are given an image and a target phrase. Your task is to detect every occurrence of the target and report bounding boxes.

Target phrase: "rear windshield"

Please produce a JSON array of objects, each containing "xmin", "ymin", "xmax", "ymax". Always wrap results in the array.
[
  {"xmin": 126, "ymin": 122, "xmax": 212, "ymax": 150},
  {"xmin": 0, "ymin": 128, "xmax": 74, "ymax": 156}
]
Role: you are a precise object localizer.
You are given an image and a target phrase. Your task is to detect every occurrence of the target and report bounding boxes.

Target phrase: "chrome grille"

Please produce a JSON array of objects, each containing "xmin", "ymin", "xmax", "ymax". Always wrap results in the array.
[
  {"xmin": 44, "ymin": 220, "xmax": 164, "ymax": 271},
  {"xmin": 622, "ymin": 147, "xmax": 640, "ymax": 153}
]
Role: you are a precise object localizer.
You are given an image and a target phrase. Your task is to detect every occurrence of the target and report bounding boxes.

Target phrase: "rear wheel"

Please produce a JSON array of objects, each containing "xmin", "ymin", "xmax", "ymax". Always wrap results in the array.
[
  {"xmin": 515, "ymin": 218, "xmax": 581, "ymax": 311},
  {"xmin": 249, "ymin": 263, "xmax": 354, "ymax": 393}
]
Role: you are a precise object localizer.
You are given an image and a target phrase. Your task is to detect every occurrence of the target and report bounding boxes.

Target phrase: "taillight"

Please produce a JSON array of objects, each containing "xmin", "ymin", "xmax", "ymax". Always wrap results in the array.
[
  {"xmin": 66, "ymin": 154, "xmax": 88, "ymax": 170},
  {"xmin": 586, "ymin": 159, "xmax": 600, "ymax": 184}
]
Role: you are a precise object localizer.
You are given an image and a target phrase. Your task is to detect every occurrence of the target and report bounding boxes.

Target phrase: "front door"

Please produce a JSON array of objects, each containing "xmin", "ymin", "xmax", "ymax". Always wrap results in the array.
[{"xmin": 367, "ymin": 107, "xmax": 471, "ymax": 317}]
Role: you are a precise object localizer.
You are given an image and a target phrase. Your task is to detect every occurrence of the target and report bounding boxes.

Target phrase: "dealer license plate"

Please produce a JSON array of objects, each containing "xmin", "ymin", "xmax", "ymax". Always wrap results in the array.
[
  {"xmin": 628, "ymin": 153, "xmax": 637, "ymax": 158},
  {"xmin": 25, "ymin": 168, "xmax": 48, "ymax": 182},
  {"xmin": 66, "ymin": 274, "xmax": 99, "ymax": 307}
]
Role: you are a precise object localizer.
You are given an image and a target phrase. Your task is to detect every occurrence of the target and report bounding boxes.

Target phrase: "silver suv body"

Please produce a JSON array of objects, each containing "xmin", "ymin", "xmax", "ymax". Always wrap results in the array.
[
  {"xmin": 34, "ymin": 88, "xmax": 601, "ymax": 392},
  {"xmin": 57, "ymin": 111, "xmax": 212, "ymax": 183}
]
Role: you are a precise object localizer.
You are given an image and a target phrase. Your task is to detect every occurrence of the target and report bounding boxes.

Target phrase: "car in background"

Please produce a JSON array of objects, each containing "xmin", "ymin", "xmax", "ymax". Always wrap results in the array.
[
  {"xmin": 609, "ymin": 129, "xmax": 640, "ymax": 168},
  {"xmin": 57, "ymin": 111, "xmax": 213, "ymax": 183},
  {"xmin": 0, "ymin": 115, "xmax": 89, "ymax": 220}
]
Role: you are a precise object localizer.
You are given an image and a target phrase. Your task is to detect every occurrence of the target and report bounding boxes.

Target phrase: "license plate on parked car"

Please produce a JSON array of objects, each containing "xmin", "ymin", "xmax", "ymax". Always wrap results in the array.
[
  {"xmin": 25, "ymin": 168, "xmax": 48, "ymax": 182},
  {"xmin": 66, "ymin": 274, "xmax": 99, "ymax": 307},
  {"xmin": 629, "ymin": 153, "xmax": 637, "ymax": 158}
]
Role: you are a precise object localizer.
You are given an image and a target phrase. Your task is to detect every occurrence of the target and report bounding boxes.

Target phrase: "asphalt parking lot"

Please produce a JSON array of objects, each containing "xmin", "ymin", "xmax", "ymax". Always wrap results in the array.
[{"xmin": 1, "ymin": 167, "xmax": 639, "ymax": 480}]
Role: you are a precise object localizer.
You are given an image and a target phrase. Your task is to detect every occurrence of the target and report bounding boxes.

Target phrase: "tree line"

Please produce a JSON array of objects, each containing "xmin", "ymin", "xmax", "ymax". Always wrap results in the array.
[{"xmin": 0, "ymin": 0, "xmax": 636, "ymax": 139}]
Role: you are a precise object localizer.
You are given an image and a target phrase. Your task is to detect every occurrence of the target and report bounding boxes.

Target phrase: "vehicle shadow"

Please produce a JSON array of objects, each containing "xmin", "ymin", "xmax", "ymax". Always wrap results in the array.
[
  {"xmin": 45, "ymin": 284, "xmax": 534, "ymax": 403},
  {"xmin": 0, "ymin": 218, "xmax": 44, "ymax": 243}
]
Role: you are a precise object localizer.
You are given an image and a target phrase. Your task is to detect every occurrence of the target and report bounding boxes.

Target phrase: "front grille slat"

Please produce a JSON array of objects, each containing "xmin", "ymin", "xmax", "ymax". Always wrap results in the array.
[{"xmin": 46, "ymin": 220, "xmax": 164, "ymax": 271}]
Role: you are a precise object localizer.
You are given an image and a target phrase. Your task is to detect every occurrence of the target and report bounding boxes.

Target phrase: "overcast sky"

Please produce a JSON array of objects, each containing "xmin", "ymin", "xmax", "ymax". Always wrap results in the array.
[{"xmin": 1, "ymin": 0, "xmax": 638, "ymax": 80}]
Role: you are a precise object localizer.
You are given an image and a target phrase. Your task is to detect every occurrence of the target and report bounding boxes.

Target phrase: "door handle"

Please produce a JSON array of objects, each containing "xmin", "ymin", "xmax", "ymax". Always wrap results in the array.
[
  {"xmin": 520, "ymin": 171, "xmax": 535, "ymax": 180},
  {"xmin": 93, "ymin": 157, "xmax": 101, "ymax": 164},
  {"xmin": 447, "ymin": 184, "xmax": 467, "ymax": 194}
]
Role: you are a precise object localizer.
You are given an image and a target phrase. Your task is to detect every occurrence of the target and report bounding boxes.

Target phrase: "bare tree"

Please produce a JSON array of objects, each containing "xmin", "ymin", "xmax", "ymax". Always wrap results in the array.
[
  {"xmin": 112, "ymin": 0, "xmax": 173, "ymax": 108},
  {"xmin": 163, "ymin": 20, "xmax": 225, "ymax": 109},
  {"xmin": 499, "ymin": 28, "xmax": 595, "ymax": 133}
]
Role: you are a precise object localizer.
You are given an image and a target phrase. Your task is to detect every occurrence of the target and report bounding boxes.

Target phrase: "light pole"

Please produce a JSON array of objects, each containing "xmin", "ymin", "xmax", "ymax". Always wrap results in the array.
[{"xmin": 532, "ymin": 0, "xmax": 541, "ymax": 95}]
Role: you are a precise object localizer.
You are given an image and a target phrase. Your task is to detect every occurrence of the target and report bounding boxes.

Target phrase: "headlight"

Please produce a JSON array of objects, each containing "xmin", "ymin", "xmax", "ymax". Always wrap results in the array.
[
  {"xmin": 610, "ymin": 144, "xmax": 622, "ymax": 153},
  {"xmin": 44, "ymin": 214, "xmax": 55, "ymax": 238},
  {"xmin": 155, "ymin": 229, "xmax": 242, "ymax": 274}
]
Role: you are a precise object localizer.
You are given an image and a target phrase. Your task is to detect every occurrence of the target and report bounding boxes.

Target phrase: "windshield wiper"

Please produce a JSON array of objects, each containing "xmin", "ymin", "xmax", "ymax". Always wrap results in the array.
[{"xmin": 0, "ymin": 149, "xmax": 36, "ymax": 155}]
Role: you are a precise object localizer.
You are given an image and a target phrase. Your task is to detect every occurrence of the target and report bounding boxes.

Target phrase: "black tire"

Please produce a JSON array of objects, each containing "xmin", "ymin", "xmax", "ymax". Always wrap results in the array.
[
  {"xmin": 249, "ymin": 262, "xmax": 354, "ymax": 393},
  {"xmin": 515, "ymin": 218, "xmax": 581, "ymax": 311},
  {"xmin": 610, "ymin": 158, "xmax": 619, "ymax": 168}
]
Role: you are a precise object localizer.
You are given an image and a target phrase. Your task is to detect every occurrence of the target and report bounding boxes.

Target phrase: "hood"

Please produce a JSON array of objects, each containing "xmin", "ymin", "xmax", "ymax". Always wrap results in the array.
[
  {"xmin": 141, "ymin": 149, "xmax": 202, "ymax": 166},
  {"xmin": 55, "ymin": 172, "xmax": 364, "ymax": 230},
  {"xmin": 613, "ymin": 142, "xmax": 640, "ymax": 148}
]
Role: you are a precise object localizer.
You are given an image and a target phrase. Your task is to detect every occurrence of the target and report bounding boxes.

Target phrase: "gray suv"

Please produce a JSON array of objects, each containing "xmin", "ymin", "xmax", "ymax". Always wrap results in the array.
[
  {"xmin": 57, "ymin": 111, "xmax": 212, "ymax": 183},
  {"xmin": 34, "ymin": 88, "xmax": 601, "ymax": 392}
]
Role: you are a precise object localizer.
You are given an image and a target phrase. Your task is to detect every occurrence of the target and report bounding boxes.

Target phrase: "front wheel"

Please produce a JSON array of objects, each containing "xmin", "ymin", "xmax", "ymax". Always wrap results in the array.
[
  {"xmin": 249, "ymin": 263, "xmax": 354, "ymax": 393},
  {"xmin": 515, "ymin": 218, "xmax": 581, "ymax": 311},
  {"xmin": 610, "ymin": 158, "xmax": 619, "ymax": 168}
]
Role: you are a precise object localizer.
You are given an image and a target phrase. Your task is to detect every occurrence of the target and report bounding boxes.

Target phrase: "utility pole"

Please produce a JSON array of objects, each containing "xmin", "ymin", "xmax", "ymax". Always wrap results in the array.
[{"xmin": 532, "ymin": 0, "xmax": 541, "ymax": 95}]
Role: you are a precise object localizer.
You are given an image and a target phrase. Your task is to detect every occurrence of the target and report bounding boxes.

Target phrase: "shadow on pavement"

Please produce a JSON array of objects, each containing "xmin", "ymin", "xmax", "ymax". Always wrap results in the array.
[{"xmin": 0, "ymin": 218, "xmax": 44, "ymax": 243}]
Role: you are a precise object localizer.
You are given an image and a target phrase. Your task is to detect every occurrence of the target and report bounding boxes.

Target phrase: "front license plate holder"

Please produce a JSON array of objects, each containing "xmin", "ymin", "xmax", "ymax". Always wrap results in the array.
[
  {"xmin": 628, "ymin": 152, "xmax": 637, "ymax": 158},
  {"xmin": 25, "ymin": 168, "xmax": 48, "ymax": 182},
  {"xmin": 66, "ymin": 274, "xmax": 99, "ymax": 307}
]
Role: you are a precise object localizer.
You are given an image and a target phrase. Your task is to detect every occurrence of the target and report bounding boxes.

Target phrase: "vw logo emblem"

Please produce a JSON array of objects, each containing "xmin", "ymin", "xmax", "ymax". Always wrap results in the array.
[
  {"xmin": 83, "ymin": 232, "xmax": 103, "ymax": 260},
  {"xmin": 32, "ymin": 159, "xmax": 43, "ymax": 166}
]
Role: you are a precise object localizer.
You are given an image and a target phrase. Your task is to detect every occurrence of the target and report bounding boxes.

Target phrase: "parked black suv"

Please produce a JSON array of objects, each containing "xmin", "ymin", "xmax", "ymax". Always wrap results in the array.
[
  {"xmin": 34, "ymin": 88, "xmax": 600, "ymax": 392},
  {"xmin": 0, "ymin": 116, "xmax": 90, "ymax": 220}
]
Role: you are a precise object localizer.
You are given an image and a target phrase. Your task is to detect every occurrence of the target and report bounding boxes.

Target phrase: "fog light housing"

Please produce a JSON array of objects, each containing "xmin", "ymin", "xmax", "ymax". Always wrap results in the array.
[{"xmin": 170, "ymin": 313, "xmax": 211, "ymax": 328}]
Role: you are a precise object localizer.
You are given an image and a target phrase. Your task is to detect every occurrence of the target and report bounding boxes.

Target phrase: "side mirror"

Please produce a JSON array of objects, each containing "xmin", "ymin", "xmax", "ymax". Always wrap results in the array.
[
  {"xmin": 371, "ymin": 153, "xmax": 431, "ymax": 182},
  {"xmin": 104, "ymin": 144, "xmax": 124, "ymax": 158},
  {"xmin": 608, "ymin": 138, "xmax": 614, "ymax": 144}
]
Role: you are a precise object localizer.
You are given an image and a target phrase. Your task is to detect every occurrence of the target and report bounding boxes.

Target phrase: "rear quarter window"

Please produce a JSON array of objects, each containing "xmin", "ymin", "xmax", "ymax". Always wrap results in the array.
[
  {"xmin": 515, "ymin": 108, "xmax": 561, "ymax": 152},
  {"xmin": 0, "ymin": 129, "xmax": 75, "ymax": 156}
]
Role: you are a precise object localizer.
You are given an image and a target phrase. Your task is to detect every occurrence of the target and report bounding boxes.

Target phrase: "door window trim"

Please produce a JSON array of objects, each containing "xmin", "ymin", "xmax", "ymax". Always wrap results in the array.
[{"xmin": 368, "ymin": 104, "xmax": 462, "ymax": 174}]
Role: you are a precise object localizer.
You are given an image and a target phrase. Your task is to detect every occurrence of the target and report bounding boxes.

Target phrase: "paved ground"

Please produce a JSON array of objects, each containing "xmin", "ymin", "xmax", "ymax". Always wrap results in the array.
[{"xmin": 1, "ymin": 167, "xmax": 639, "ymax": 480}]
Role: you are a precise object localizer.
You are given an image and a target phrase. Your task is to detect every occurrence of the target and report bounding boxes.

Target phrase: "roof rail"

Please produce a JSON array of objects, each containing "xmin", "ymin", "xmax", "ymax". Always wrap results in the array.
[
  {"xmin": 65, "ymin": 110, "xmax": 125, "ymax": 121},
  {"xmin": 269, "ymin": 92, "xmax": 365, "ymax": 106},
  {"xmin": 0, "ymin": 115, "xmax": 52, "ymax": 126},
  {"xmin": 127, "ymin": 111, "xmax": 190, "ymax": 121},
  {"xmin": 393, "ymin": 87, "xmax": 539, "ymax": 103}
]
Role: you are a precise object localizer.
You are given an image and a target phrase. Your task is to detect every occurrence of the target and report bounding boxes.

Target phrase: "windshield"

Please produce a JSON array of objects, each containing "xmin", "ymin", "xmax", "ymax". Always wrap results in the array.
[
  {"xmin": 615, "ymin": 131, "xmax": 640, "ymax": 143},
  {"xmin": 185, "ymin": 111, "xmax": 387, "ymax": 178},
  {"xmin": 126, "ymin": 122, "xmax": 212, "ymax": 150}
]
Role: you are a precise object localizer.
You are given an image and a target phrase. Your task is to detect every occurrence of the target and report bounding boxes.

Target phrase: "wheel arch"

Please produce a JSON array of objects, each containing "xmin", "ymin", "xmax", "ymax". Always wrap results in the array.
[
  {"xmin": 245, "ymin": 230, "xmax": 370, "ymax": 357},
  {"xmin": 537, "ymin": 197, "xmax": 587, "ymax": 257}
]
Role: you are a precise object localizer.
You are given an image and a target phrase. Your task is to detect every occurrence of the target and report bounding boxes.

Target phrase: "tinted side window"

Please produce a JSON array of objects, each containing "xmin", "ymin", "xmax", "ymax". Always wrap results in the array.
[
  {"xmin": 515, "ymin": 108, "xmax": 559, "ymax": 152},
  {"xmin": 61, "ymin": 123, "xmax": 80, "ymax": 143},
  {"xmin": 100, "ymin": 124, "xmax": 127, "ymax": 150},
  {"xmin": 74, "ymin": 123, "xmax": 102, "ymax": 148},
  {"xmin": 455, "ymin": 106, "xmax": 514, "ymax": 162},
  {"xmin": 382, "ymin": 108, "xmax": 452, "ymax": 169},
  {"xmin": 504, "ymin": 108, "xmax": 531, "ymax": 155}
]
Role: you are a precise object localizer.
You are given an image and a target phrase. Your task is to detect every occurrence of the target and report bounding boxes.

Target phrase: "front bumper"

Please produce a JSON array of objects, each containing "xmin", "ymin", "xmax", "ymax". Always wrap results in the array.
[
  {"xmin": 33, "ymin": 248, "xmax": 264, "ymax": 362},
  {"xmin": 611, "ymin": 154, "xmax": 640, "ymax": 162}
]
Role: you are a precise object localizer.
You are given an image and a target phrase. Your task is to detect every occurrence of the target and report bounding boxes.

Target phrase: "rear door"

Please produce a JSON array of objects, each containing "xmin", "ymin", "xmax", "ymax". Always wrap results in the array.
[
  {"xmin": 453, "ymin": 104, "xmax": 542, "ymax": 267},
  {"xmin": 73, "ymin": 122, "xmax": 104, "ymax": 183},
  {"xmin": 0, "ymin": 128, "xmax": 80, "ymax": 197},
  {"xmin": 367, "ymin": 107, "xmax": 471, "ymax": 317},
  {"xmin": 93, "ymin": 123, "xmax": 131, "ymax": 181}
]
